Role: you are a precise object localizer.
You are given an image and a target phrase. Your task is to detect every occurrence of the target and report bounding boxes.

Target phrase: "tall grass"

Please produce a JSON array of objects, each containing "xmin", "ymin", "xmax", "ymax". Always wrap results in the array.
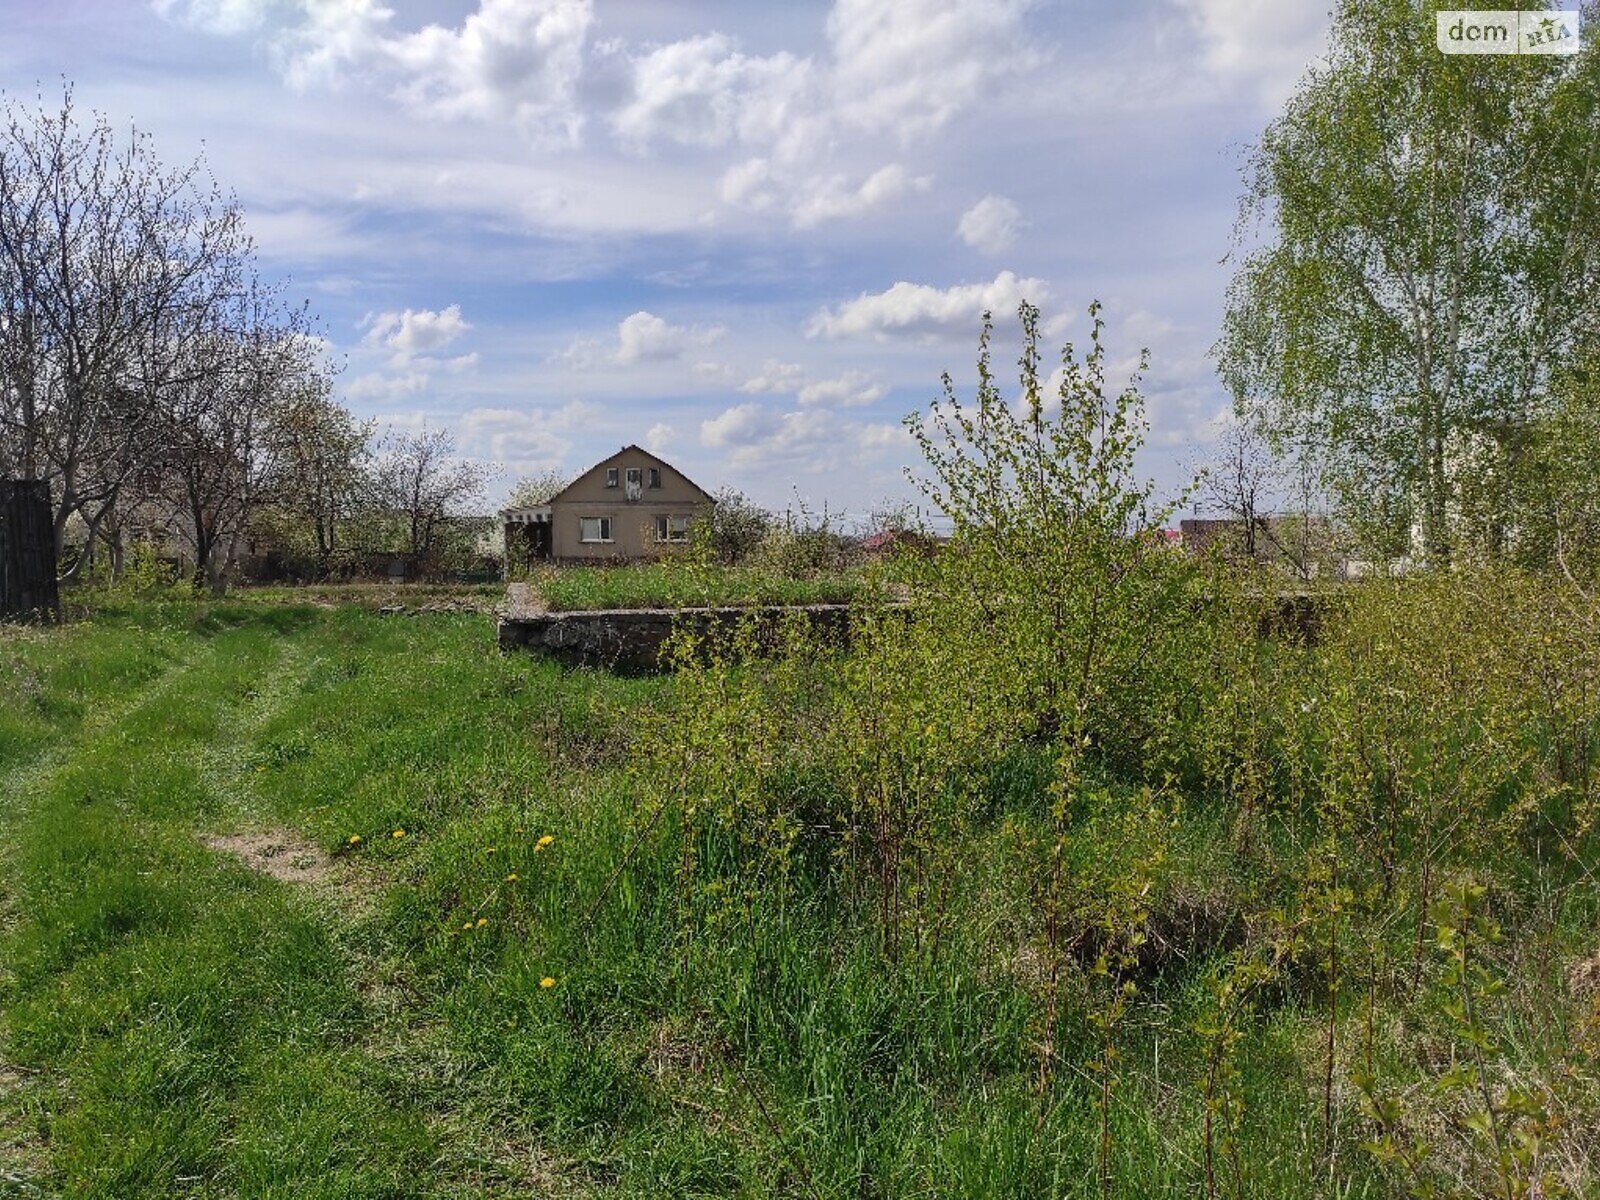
[
  {"xmin": 532, "ymin": 561, "xmax": 868, "ymax": 613},
  {"xmin": 4, "ymin": 313, "xmax": 1600, "ymax": 1194}
]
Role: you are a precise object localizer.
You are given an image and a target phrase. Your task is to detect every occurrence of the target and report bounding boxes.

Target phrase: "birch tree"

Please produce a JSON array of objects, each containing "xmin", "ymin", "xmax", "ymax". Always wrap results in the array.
[{"xmin": 1218, "ymin": 0, "xmax": 1600, "ymax": 564}]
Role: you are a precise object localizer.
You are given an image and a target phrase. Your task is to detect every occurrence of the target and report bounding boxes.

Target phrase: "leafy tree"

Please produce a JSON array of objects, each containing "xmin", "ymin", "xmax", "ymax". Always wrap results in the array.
[
  {"xmin": 273, "ymin": 382, "xmax": 374, "ymax": 574},
  {"xmin": 1506, "ymin": 352, "xmax": 1600, "ymax": 585},
  {"xmin": 1219, "ymin": 0, "xmax": 1600, "ymax": 564},
  {"xmin": 696, "ymin": 485, "xmax": 772, "ymax": 564}
]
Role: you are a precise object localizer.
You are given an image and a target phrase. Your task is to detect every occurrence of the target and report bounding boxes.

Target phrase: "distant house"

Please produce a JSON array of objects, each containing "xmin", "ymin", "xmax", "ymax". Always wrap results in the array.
[
  {"xmin": 861, "ymin": 529, "xmax": 941, "ymax": 559},
  {"xmin": 503, "ymin": 445, "xmax": 714, "ymax": 564}
]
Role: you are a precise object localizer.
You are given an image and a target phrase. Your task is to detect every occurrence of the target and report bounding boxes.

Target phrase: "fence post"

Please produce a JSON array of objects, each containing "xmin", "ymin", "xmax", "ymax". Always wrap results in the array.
[{"xmin": 0, "ymin": 479, "xmax": 61, "ymax": 622}]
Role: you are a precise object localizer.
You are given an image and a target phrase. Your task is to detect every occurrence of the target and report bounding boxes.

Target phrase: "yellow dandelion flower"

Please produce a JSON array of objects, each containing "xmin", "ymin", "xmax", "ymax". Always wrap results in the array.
[
  {"xmin": 486, "ymin": 846, "xmax": 496, "ymax": 855},
  {"xmin": 475, "ymin": 917, "xmax": 488, "ymax": 927},
  {"xmin": 506, "ymin": 873, "xmax": 519, "ymax": 882},
  {"xmin": 391, "ymin": 829, "xmax": 406, "ymax": 840},
  {"xmin": 539, "ymin": 976, "xmax": 556, "ymax": 989},
  {"xmin": 535, "ymin": 835, "xmax": 555, "ymax": 850},
  {"xmin": 462, "ymin": 921, "xmax": 473, "ymax": 931},
  {"xmin": 348, "ymin": 835, "xmax": 362, "ymax": 845}
]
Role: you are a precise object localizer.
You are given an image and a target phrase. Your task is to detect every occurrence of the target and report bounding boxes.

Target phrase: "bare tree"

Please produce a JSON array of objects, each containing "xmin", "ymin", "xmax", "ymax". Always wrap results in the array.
[
  {"xmin": 373, "ymin": 427, "xmax": 489, "ymax": 563},
  {"xmin": 157, "ymin": 280, "xmax": 333, "ymax": 594},
  {"xmin": 0, "ymin": 85, "xmax": 248, "ymax": 580},
  {"xmin": 1199, "ymin": 419, "xmax": 1276, "ymax": 563}
]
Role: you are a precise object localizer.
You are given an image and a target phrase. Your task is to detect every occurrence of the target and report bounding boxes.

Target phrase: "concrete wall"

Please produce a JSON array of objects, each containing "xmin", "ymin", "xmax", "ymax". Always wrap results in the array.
[
  {"xmin": 498, "ymin": 591, "xmax": 1329, "ymax": 673},
  {"xmin": 498, "ymin": 603, "xmax": 856, "ymax": 672}
]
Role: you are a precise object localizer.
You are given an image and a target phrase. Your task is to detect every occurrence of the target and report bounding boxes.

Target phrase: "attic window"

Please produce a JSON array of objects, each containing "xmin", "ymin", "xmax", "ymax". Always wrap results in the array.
[
  {"xmin": 648, "ymin": 467, "xmax": 662, "ymax": 489},
  {"xmin": 605, "ymin": 468, "xmax": 618, "ymax": 488}
]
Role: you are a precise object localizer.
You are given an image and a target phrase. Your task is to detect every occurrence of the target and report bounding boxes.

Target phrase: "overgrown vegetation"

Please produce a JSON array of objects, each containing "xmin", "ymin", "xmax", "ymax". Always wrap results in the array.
[
  {"xmin": 532, "ymin": 562, "xmax": 869, "ymax": 612},
  {"xmin": 5, "ymin": 6, "xmax": 1600, "ymax": 1191},
  {"xmin": 6, "ymin": 301, "xmax": 1600, "ymax": 1198}
]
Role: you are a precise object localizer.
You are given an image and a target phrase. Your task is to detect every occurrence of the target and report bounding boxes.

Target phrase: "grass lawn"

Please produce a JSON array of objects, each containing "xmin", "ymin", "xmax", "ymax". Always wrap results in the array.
[
  {"xmin": 0, "ymin": 600, "xmax": 668, "ymax": 1197},
  {"xmin": 0, "ymin": 599, "xmax": 1240, "ymax": 1199},
  {"xmin": 530, "ymin": 563, "xmax": 868, "ymax": 612},
  {"xmin": 7, "ymin": 594, "xmax": 1588, "ymax": 1198}
]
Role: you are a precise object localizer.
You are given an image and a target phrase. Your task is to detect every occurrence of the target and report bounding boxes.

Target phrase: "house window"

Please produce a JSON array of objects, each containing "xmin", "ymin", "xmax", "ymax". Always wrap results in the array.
[
  {"xmin": 580, "ymin": 516, "xmax": 614, "ymax": 543},
  {"xmin": 626, "ymin": 467, "xmax": 642, "ymax": 487},
  {"xmin": 605, "ymin": 468, "xmax": 618, "ymax": 488},
  {"xmin": 648, "ymin": 467, "xmax": 661, "ymax": 489},
  {"xmin": 654, "ymin": 514, "xmax": 690, "ymax": 543}
]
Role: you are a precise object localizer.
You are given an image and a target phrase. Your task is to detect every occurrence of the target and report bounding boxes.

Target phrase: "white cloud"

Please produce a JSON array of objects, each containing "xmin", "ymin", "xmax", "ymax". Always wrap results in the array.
[
  {"xmin": 700, "ymin": 402, "xmax": 769, "ymax": 449},
  {"xmin": 693, "ymin": 360, "xmax": 740, "ymax": 385},
  {"xmin": 859, "ymin": 422, "xmax": 912, "ymax": 451},
  {"xmin": 346, "ymin": 304, "xmax": 477, "ymax": 404},
  {"xmin": 700, "ymin": 401, "xmax": 908, "ymax": 469},
  {"xmin": 827, "ymin": 0, "xmax": 1039, "ymax": 137},
  {"xmin": 362, "ymin": 304, "xmax": 473, "ymax": 363},
  {"xmin": 1173, "ymin": 0, "xmax": 1329, "ymax": 106},
  {"xmin": 739, "ymin": 359, "xmax": 805, "ymax": 395},
  {"xmin": 615, "ymin": 3, "xmax": 1034, "ymax": 223},
  {"xmin": 343, "ymin": 369, "xmax": 429, "ymax": 403},
  {"xmin": 553, "ymin": 310, "xmax": 727, "ymax": 368},
  {"xmin": 458, "ymin": 405, "xmax": 572, "ymax": 474},
  {"xmin": 272, "ymin": 0, "xmax": 394, "ymax": 91},
  {"xmin": 645, "ymin": 421, "xmax": 676, "ymax": 451},
  {"xmin": 385, "ymin": 0, "xmax": 594, "ymax": 142},
  {"xmin": 547, "ymin": 398, "xmax": 602, "ymax": 430},
  {"xmin": 178, "ymin": 0, "xmax": 595, "ymax": 143},
  {"xmin": 612, "ymin": 33, "xmax": 811, "ymax": 150},
  {"xmin": 797, "ymin": 371, "xmax": 887, "ymax": 408},
  {"xmin": 153, "ymin": 0, "xmax": 273, "ymax": 35},
  {"xmin": 792, "ymin": 163, "xmax": 927, "ymax": 229},
  {"xmin": 807, "ymin": 270, "xmax": 1049, "ymax": 340},
  {"xmin": 617, "ymin": 310, "xmax": 724, "ymax": 364},
  {"xmin": 957, "ymin": 194, "xmax": 1022, "ymax": 255},
  {"xmin": 736, "ymin": 363, "xmax": 887, "ymax": 408},
  {"xmin": 718, "ymin": 157, "xmax": 780, "ymax": 211},
  {"xmin": 700, "ymin": 405, "xmax": 838, "ymax": 467}
]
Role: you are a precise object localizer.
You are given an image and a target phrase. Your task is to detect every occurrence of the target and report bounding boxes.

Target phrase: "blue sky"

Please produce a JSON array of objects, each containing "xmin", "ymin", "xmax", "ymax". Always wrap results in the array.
[{"xmin": 3, "ymin": 0, "xmax": 1331, "ymax": 519}]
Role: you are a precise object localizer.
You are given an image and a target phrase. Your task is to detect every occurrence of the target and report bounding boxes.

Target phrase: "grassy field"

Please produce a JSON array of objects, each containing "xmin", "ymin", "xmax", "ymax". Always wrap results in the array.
[
  {"xmin": 0, "ymin": 600, "xmax": 665, "ymax": 1197},
  {"xmin": 529, "ymin": 563, "xmax": 868, "ymax": 612},
  {"xmin": 2, "ymin": 592, "xmax": 1597, "ymax": 1198}
]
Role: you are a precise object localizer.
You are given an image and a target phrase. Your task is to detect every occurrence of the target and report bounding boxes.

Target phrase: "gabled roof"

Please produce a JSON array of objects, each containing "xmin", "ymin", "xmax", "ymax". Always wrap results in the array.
[{"xmin": 546, "ymin": 444, "xmax": 716, "ymax": 506}]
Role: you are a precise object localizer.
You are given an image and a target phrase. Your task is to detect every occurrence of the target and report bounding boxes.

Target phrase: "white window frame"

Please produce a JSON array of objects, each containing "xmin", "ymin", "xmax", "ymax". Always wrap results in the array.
[
  {"xmin": 579, "ymin": 516, "xmax": 614, "ymax": 544},
  {"xmin": 605, "ymin": 468, "xmax": 618, "ymax": 488},
  {"xmin": 654, "ymin": 514, "xmax": 691, "ymax": 543}
]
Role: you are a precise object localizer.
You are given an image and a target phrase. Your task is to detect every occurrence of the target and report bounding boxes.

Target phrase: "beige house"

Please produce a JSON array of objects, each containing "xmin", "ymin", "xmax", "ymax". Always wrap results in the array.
[{"xmin": 503, "ymin": 445, "xmax": 714, "ymax": 564}]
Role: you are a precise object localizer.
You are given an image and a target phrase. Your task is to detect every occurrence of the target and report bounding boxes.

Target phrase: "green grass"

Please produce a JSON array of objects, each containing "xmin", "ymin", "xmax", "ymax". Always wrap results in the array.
[
  {"xmin": 3, "ymin": 595, "xmax": 1591, "ymax": 1198},
  {"xmin": 531, "ymin": 563, "xmax": 868, "ymax": 612}
]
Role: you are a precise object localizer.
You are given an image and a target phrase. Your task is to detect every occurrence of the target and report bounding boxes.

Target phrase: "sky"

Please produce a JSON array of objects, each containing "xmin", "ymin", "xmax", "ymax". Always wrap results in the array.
[{"xmin": 1, "ymin": 0, "xmax": 1333, "ymax": 521}]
